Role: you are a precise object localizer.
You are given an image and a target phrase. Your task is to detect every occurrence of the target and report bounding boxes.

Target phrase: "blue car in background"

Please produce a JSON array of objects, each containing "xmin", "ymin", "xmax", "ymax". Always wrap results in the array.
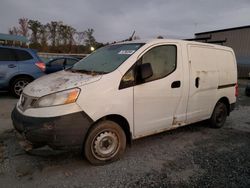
[
  {"xmin": 0, "ymin": 46, "xmax": 45, "ymax": 97},
  {"xmin": 45, "ymin": 57, "xmax": 80, "ymax": 74}
]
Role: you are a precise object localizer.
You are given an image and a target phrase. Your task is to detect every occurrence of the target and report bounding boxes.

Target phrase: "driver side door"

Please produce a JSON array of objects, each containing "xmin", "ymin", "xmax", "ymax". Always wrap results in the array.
[{"xmin": 133, "ymin": 44, "xmax": 185, "ymax": 138}]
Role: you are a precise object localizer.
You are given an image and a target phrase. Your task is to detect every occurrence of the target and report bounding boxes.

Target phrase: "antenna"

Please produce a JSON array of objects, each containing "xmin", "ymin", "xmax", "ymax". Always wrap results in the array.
[
  {"xmin": 128, "ymin": 30, "xmax": 135, "ymax": 41},
  {"xmin": 111, "ymin": 31, "xmax": 136, "ymax": 44}
]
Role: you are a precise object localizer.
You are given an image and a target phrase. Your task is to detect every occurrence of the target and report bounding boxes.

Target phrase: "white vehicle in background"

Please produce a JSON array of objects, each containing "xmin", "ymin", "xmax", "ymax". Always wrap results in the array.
[{"xmin": 12, "ymin": 39, "xmax": 238, "ymax": 165}]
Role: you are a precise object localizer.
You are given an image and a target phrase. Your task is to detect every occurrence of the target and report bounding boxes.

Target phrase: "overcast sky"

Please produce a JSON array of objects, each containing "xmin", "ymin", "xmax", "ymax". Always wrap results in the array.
[{"xmin": 1, "ymin": 0, "xmax": 250, "ymax": 43}]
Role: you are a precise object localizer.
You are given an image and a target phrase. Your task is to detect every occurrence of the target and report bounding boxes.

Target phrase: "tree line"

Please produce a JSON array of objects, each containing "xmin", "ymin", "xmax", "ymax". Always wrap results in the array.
[{"xmin": 9, "ymin": 18, "xmax": 104, "ymax": 53}]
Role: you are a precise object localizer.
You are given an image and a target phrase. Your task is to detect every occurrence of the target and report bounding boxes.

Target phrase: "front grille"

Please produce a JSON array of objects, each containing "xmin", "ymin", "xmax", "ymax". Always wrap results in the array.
[{"xmin": 18, "ymin": 94, "xmax": 38, "ymax": 111}]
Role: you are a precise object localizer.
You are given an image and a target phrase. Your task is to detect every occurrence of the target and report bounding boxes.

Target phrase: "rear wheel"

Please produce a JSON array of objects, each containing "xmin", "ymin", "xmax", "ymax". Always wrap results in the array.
[
  {"xmin": 84, "ymin": 120, "xmax": 126, "ymax": 165},
  {"xmin": 210, "ymin": 102, "xmax": 228, "ymax": 128},
  {"xmin": 10, "ymin": 76, "xmax": 32, "ymax": 98}
]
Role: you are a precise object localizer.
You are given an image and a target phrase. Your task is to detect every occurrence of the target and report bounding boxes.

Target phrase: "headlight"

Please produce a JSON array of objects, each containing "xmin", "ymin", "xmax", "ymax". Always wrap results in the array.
[{"xmin": 34, "ymin": 88, "xmax": 80, "ymax": 108}]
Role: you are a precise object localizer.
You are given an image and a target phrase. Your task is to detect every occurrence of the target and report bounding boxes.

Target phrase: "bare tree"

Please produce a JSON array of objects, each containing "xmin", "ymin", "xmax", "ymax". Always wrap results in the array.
[
  {"xmin": 84, "ymin": 28, "xmax": 97, "ymax": 48},
  {"xmin": 9, "ymin": 18, "xmax": 102, "ymax": 53},
  {"xmin": 55, "ymin": 21, "xmax": 63, "ymax": 46},
  {"xmin": 28, "ymin": 19, "xmax": 42, "ymax": 44},
  {"xmin": 9, "ymin": 27, "xmax": 19, "ymax": 35},
  {"xmin": 58, "ymin": 23, "xmax": 73, "ymax": 46},
  {"xmin": 56, "ymin": 23, "xmax": 76, "ymax": 52},
  {"xmin": 67, "ymin": 26, "xmax": 76, "ymax": 45},
  {"xmin": 39, "ymin": 24, "xmax": 49, "ymax": 51},
  {"xmin": 18, "ymin": 18, "xmax": 29, "ymax": 37},
  {"xmin": 46, "ymin": 21, "xmax": 59, "ymax": 47},
  {"xmin": 75, "ymin": 31, "xmax": 85, "ymax": 45},
  {"xmin": 58, "ymin": 24, "xmax": 66, "ymax": 45}
]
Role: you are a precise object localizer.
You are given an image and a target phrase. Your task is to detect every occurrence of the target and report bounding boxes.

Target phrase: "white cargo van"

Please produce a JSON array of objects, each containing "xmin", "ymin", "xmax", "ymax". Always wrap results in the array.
[{"xmin": 12, "ymin": 39, "xmax": 237, "ymax": 165}]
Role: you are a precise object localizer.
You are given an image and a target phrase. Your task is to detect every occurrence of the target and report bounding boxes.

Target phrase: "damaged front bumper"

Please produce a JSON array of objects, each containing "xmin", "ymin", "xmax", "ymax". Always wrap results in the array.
[{"xmin": 11, "ymin": 106, "xmax": 93, "ymax": 150}]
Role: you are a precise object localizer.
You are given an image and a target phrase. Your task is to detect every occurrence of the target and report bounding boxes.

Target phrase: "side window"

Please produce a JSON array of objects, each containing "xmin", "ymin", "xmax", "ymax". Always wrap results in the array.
[
  {"xmin": 50, "ymin": 59, "xmax": 65, "ymax": 66},
  {"xmin": 0, "ymin": 48, "xmax": 16, "ymax": 61},
  {"xmin": 119, "ymin": 65, "xmax": 136, "ymax": 89},
  {"xmin": 15, "ymin": 49, "xmax": 33, "ymax": 61},
  {"xmin": 67, "ymin": 59, "xmax": 78, "ymax": 66},
  {"xmin": 141, "ymin": 45, "xmax": 177, "ymax": 82}
]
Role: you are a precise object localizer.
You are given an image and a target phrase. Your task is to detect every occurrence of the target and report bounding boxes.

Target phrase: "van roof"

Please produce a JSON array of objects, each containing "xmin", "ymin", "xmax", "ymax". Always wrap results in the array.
[{"xmin": 118, "ymin": 39, "xmax": 233, "ymax": 51}]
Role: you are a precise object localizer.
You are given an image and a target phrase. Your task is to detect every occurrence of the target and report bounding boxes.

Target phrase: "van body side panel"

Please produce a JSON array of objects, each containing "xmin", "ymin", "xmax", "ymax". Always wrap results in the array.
[
  {"xmin": 187, "ymin": 44, "xmax": 237, "ymax": 123},
  {"xmin": 216, "ymin": 49, "xmax": 237, "ymax": 87},
  {"xmin": 172, "ymin": 43, "xmax": 189, "ymax": 125},
  {"xmin": 187, "ymin": 45, "xmax": 219, "ymax": 123},
  {"xmin": 172, "ymin": 42, "xmax": 190, "ymax": 126},
  {"xmin": 215, "ymin": 49, "xmax": 237, "ymax": 104}
]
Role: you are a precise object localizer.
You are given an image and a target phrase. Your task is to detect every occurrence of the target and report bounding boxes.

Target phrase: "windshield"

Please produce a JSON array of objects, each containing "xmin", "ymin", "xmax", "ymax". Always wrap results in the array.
[{"xmin": 70, "ymin": 43, "xmax": 144, "ymax": 74}]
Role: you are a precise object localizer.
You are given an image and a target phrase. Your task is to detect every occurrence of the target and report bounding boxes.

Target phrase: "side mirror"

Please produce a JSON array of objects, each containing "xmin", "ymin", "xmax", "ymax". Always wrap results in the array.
[{"xmin": 140, "ymin": 63, "xmax": 153, "ymax": 80}]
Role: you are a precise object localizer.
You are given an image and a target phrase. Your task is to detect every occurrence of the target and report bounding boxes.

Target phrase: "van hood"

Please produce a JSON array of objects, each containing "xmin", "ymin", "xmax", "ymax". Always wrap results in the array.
[{"xmin": 23, "ymin": 70, "xmax": 102, "ymax": 97}]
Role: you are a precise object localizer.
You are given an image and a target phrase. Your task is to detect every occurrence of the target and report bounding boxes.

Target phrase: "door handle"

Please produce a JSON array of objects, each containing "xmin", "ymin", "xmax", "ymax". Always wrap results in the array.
[
  {"xmin": 8, "ymin": 64, "xmax": 16, "ymax": 68},
  {"xmin": 171, "ymin": 81, "xmax": 181, "ymax": 88},
  {"xmin": 195, "ymin": 77, "xmax": 200, "ymax": 88}
]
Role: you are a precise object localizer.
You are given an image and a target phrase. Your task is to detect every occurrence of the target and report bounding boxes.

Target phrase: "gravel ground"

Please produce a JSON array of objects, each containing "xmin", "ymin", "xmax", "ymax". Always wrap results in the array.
[{"xmin": 0, "ymin": 80, "xmax": 250, "ymax": 188}]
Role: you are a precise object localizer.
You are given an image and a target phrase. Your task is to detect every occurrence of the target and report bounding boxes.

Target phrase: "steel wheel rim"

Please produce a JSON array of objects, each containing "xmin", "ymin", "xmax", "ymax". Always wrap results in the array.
[
  {"xmin": 14, "ymin": 80, "xmax": 29, "ymax": 96},
  {"xmin": 91, "ymin": 129, "xmax": 120, "ymax": 161},
  {"xmin": 215, "ymin": 106, "xmax": 226, "ymax": 124}
]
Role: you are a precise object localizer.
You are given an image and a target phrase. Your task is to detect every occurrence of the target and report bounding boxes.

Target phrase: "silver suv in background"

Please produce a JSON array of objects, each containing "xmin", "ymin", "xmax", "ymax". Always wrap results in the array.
[{"xmin": 0, "ymin": 46, "xmax": 45, "ymax": 97}]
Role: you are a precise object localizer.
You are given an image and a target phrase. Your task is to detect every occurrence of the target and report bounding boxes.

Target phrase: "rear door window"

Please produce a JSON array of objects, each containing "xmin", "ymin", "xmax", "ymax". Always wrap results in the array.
[
  {"xmin": 66, "ymin": 58, "xmax": 78, "ymax": 66},
  {"xmin": 50, "ymin": 59, "xmax": 65, "ymax": 66},
  {"xmin": 14, "ymin": 49, "xmax": 33, "ymax": 61},
  {"xmin": 0, "ymin": 48, "xmax": 16, "ymax": 61}
]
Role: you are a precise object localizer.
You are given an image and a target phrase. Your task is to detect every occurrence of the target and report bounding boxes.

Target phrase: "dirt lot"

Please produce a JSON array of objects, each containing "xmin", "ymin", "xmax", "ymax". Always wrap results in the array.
[{"xmin": 0, "ymin": 80, "xmax": 250, "ymax": 188}]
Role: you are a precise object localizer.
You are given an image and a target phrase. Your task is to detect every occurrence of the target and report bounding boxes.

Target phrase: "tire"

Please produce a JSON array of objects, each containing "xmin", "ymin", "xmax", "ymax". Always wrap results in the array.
[
  {"xmin": 10, "ymin": 76, "xmax": 32, "ymax": 98},
  {"xmin": 210, "ymin": 102, "xmax": 228, "ymax": 128},
  {"xmin": 84, "ymin": 120, "xmax": 126, "ymax": 165}
]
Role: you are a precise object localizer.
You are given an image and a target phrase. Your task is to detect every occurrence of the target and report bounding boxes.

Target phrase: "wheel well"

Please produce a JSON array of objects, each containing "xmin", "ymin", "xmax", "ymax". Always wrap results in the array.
[
  {"xmin": 217, "ymin": 97, "xmax": 230, "ymax": 115},
  {"xmin": 98, "ymin": 114, "xmax": 132, "ymax": 146},
  {"xmin": 9, "ymin": 74, "xmax": 34, "ymax": 86}
]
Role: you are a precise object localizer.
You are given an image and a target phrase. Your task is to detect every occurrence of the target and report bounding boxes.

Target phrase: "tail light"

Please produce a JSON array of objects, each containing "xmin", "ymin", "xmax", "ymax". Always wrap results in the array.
[
  {"xmin": 235, "ymin": 83, "xmax": 239, "ymax": 97},
  {"xmin": 35, "ymin": 61, "xmax": 45, "ymax": 72}
]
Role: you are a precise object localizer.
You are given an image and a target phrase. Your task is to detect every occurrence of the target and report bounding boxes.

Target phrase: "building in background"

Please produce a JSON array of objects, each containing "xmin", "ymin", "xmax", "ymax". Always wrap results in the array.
[
  {"xmin": 0, "ymin": 33, "xmax": 29, "ymax": 46},
  {"xmin": 187, "ymin": 25, "xmax": 250, "ymax": 78}
]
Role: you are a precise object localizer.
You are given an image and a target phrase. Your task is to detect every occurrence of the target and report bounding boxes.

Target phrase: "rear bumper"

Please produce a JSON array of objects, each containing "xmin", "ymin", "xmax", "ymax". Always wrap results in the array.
[{"xmin": 11, "ymin": 106, "xmax": 93, "ymax": 149}]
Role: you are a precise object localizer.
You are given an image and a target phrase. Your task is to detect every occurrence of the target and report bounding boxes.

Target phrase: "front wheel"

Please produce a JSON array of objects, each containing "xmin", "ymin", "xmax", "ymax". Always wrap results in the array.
[
  {"xmin": 10, "ymin": 76, "xmax": 32, "ymax": 98},
  {"xmin": 210, "ymin": 102, "xmax": 228, "ymax": 128},
  {"xmin": 84, "ymin": 120, "xmax": 126, "ymax": 165}
]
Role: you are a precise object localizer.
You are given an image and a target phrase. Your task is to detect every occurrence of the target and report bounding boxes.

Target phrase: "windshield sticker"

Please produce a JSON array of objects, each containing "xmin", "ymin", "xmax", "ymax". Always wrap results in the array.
[{"xmin": 118, "ymin": 50, "xmax": 135, "ymax": 55}]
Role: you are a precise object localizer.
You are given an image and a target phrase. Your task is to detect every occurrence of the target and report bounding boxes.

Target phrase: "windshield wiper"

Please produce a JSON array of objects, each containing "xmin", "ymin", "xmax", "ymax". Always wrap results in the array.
[
  {"xmin": 67, "ymin": 68, "xmax": 107, "ymax": 75},
  {"xmin": 91, "ymin": 70, "xmax": 107, "ymax": 75}
]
